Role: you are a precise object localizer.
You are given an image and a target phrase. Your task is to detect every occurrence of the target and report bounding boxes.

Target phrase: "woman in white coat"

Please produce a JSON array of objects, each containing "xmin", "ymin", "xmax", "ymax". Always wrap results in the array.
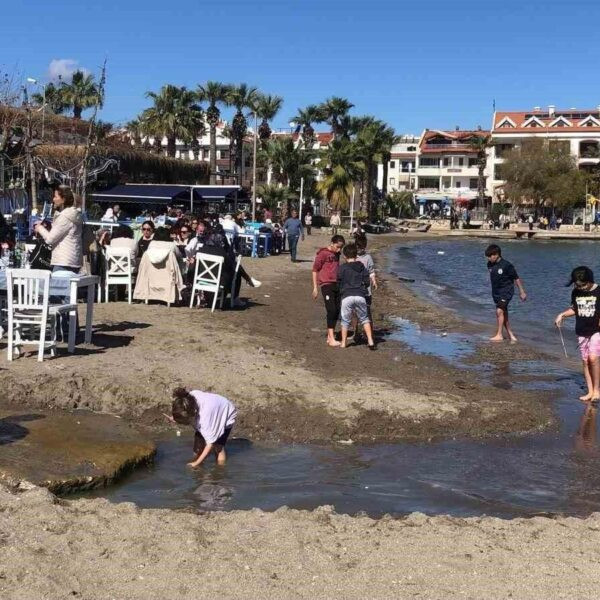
[{"xmin": 34, "ymin": 186, "xmax": 83, "ymax": 274}]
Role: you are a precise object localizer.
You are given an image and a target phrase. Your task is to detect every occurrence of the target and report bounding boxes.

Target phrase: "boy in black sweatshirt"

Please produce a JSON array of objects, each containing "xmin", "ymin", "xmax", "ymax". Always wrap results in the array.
[{"xmin": 337, "ymin": 243, "xmax": 376, "ymax": 350}]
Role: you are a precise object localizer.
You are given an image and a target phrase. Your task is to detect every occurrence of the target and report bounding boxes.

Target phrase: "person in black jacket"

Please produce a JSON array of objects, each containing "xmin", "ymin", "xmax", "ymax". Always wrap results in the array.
[
  {"xmin": 337, "ymin": 243, "xmax": 375, "ymax": 350},
  {"xmin": 0, "ymin": 213, "xmax": 14, "ymax": 249}
]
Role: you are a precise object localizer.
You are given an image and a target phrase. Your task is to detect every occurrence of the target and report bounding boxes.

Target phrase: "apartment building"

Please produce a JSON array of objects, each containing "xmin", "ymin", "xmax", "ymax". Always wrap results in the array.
[
  {"xmin": 491, "ymin": 106, "xmax": 600, "ymax": 200},
  {"xmin": 377, "ymin": 135, "xmax": 419, "ymax": 191},
  {"xmin": 413, "ymin": 129, "xmax": 491, "ymax": 212}
]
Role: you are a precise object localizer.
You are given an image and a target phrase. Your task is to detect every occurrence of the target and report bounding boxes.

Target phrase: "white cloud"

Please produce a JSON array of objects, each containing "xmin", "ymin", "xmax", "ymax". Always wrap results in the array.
[{"xmin": 47, "ymin": 59, "xmax": 89, "ymax": 83}]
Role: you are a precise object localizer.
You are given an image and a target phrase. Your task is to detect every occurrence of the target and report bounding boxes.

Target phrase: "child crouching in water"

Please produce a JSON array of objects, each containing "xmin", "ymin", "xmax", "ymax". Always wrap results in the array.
[
  {"xmin": 166, "ymin": 387, "xmax": 237, "ymax": 466},
  {"xmin": 337, "ymin": 243, "xmax": 376, "ymax": 350},
  {"xmin": 555, "ymin": 266, "xmax": 600, "ymax": 402}
]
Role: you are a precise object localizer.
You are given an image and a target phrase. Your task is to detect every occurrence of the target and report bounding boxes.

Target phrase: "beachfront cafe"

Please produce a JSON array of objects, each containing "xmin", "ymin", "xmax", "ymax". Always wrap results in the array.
[{"xmin": 90, "ymin": 183, "xmax": 244, "ymax": 216}]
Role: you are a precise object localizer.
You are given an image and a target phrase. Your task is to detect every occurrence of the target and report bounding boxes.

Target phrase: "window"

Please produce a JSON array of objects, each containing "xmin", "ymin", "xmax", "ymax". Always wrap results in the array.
[
  {"xmin": 401, "ymin": 160, "xmax": 414, "ymax": 172},
  {"xmin": 456, "ymin": 181, "xmax": 462, "ymax": 188},
  {"xmin": 418, "ymin": 177, "xmax": 440, "ymax": 189},
  {"xmin": 389, "ymin": 161, "xmax": 396, "ymax": 168},
  {"xmin": 389, "ymin": 177, "xmax": 395, "ymax": 186},
  {"xmin": 495, "ymin": 165, "xmax": 506, "ymax": 180},
  {"xmin": 219, "ymin": 150, "xmax": 229, "ymax": 160},
  {"xmin": 457, "ymin": 157, "xmax": 464, "ymax": 166},
  {"xmin": 419, "ymin": 157, "xmax": 439, "ymax": 167},
  {"xmin": 407, "ymin": 146, "xmax": 417, "ymax": 151},
  {"xmin": 496, "ymin": 143, "xmax": 514, "ymax": 158},
  {"xmin": 443, "ymin": 157, "xmax": 451, "ymax": 167},
  {"xmin": 469, "ymin": 178, "xmax": 479, "ymax": 189},
  {"xmin": 468, "ymin": 157, "xmax": 478, "ymax": 167}
]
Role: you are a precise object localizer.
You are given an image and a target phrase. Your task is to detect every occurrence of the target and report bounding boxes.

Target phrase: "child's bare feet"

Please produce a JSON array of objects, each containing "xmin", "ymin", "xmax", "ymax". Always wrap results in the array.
[
  {"xmin": 340, "ymin": 343, "xmax": 346, "ymax": 349},
  {"xmin": 580, "ymin": 393, "xmax": 593, "ymax": 401},
  {"xmin": 489, "ymin": 335, "xmax": 504, "ymax": 342},
  {"xmin": 327, "ymin": 340, "xmax": 341, "ymax": 347},
  {"xmin": 509, "ymin": 335, "xmax": 518, "ymax": 343}
]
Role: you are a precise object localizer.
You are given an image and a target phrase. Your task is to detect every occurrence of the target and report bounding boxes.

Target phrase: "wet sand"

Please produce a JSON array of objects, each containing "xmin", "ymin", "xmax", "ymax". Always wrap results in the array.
[
  {"xmin": 2, "ymin": 484, "xmax": 600, "ymax": 599},
  {"xmin": 0, "ymin": 230, "xmax": 553, "ymax": 444}
]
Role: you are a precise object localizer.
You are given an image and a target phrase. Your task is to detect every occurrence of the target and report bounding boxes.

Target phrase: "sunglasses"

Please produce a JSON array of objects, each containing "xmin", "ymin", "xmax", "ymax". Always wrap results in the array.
[
  {"xmin": 142, "ymin": 227, "xmax": 152, "ymax": 232},
  {"xmin": 180, "ymin": 230, "xmax": 189, "ymax": 234}
]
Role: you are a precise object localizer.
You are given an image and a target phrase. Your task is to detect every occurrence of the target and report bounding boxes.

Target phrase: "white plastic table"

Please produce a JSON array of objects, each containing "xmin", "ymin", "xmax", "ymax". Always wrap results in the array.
[{"xmin": 0, "ymin": 272, "xmax": 98, "ymax": 353}]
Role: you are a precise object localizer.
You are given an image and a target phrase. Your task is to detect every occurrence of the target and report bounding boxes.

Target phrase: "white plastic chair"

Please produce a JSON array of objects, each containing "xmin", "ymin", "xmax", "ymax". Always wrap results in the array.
[
  {"xmin": 104, "ymin": 247, "xmax": 134, "ymax": 304},
  {"xmin": 5, "ymin": 269, "xmax": 76, "ymax": 362},
  {"xmin": 190, "ymin": 252, "xmax": 225, "ymax": 312}
]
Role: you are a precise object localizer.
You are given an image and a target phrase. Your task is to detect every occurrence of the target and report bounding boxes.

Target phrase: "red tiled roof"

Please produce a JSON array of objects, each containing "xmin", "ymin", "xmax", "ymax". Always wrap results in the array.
[
  {"xmin": 493, "ymin": 110, "xmax": 600, "ymax": 132},
  {"xmin": 419, "ymin": 129, "xmax": 489, "ymax": 153}
]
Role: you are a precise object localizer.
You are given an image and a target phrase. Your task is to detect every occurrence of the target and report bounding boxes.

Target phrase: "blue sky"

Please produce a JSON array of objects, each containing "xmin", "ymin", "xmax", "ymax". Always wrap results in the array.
[{"xmin": 3, "ymin": 0, "xmax": 600, "ymax": 135}]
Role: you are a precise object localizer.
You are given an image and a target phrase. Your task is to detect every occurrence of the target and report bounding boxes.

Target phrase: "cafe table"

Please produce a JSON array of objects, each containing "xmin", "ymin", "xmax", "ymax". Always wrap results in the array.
[{"xmin": 0, "ymin": 270, "xmax": 99, "ymax": 353}]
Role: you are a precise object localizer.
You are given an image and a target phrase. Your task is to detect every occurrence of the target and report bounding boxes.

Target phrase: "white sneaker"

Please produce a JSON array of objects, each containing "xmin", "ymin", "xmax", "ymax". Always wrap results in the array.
[{"xmin": 250, "ymin": 278, "xmax": 262, "ymax": 288}]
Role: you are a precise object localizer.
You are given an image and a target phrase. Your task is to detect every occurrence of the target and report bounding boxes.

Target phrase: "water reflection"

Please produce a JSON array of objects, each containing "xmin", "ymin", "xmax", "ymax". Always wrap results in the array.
[{"xmin": 574, "ymin": 404, "xmax": 598, "ymax": 455}]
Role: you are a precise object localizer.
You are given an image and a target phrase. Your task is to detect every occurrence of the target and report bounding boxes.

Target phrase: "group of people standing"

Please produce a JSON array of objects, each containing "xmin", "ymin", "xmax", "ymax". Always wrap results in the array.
[{"xmin": 312, "ymin": 233, "xmax": 377, "ymax": 350}]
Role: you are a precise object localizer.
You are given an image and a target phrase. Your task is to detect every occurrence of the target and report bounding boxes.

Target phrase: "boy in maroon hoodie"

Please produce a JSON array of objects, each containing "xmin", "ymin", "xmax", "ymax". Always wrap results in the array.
[{"xmin": 312, "ymin": 235, "xmax": 346, "ymax": 346}]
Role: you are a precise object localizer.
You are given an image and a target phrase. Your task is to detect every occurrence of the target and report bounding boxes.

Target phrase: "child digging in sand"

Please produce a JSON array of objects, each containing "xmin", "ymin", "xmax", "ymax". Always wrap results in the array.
[
  {"xmin": 485, "ymin": 244, "xmax": 527, "ymax": 342},
  {"xmin": 165, "ymin": 387, "xmax": 237, "ymax": 466},
  {"xmin": 555, "ymin": 266, "xmax": 600, "ymax": 402},
  {"xmin": 338, "ymin": 243, "xmax": 376, "ymax": 350}
]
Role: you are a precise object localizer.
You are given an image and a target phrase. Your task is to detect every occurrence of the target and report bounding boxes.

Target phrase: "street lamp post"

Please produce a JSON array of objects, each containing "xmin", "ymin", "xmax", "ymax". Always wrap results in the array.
[{"xmin": 252, "ymin": 110, "xmax": 258, "ymax": 222}]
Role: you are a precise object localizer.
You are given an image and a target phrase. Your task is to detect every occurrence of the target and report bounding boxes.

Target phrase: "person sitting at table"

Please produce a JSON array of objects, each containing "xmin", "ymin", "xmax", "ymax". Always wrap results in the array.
[
  {"xmin": 137, "ymin": 220, "xmax": 155, "ymax": 263},
  {"xmin": 133, "ymin": 226, "xmax": 184, "ymax": 305},
  {"xmin": 34, "ymin": 185, "xmax": 82, "ymax": 274},
  {"xmin": 109, "ymin": 224, "xmax": 138, "ymax": 266}
]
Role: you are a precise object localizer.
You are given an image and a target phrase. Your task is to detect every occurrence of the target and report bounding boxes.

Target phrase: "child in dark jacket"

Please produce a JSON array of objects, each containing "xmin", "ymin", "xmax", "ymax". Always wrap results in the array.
[{"xmin": 337, "ymin": 243, "xmax": 376, "ymax": 350}]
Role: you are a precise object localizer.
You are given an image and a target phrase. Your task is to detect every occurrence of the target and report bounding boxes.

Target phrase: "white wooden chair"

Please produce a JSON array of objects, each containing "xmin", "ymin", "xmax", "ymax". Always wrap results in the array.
[
  {"xmin": 104, "ymin": 247, "xmax": 134, "ymax": 304},
  {"xmin": 190, "ymin": 253, "xmax": 225, "ymax": 312},
  {"xmin": 5, "ymin": 269, "xmax": 76, "ymax": 362}
]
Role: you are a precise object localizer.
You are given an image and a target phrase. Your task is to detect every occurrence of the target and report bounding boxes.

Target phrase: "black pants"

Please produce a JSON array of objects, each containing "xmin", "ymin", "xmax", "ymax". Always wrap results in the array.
[{"xmin": 321, "ymin": 283, "xmax": 341, "ymax": 329}]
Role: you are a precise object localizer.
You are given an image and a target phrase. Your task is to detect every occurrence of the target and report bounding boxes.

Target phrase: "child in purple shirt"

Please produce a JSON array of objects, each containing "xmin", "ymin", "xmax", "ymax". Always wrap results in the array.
[{"xmin": 167, "ymin": 387, "xmax": 237, "ymax": 466}]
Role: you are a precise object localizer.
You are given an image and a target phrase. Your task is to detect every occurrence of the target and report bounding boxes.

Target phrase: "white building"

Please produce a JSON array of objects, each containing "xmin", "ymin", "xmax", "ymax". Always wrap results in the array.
[
  {"xmin": 377, "ymin": 135, "xmax": 419, "ymax": 191},
  {"xmin": 490, "ymin": 106, "xmax": 600, "ymax": 200},
  {"xmin": 413, "ymin": 128, "xmax": 491, "ymax": 213}
]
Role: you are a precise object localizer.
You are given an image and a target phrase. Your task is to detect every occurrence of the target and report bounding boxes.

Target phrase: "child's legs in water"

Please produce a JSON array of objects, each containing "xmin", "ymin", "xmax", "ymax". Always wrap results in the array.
[{"xmin": 579, "ymin": 334, "xmax": 600, "ymax": 401}]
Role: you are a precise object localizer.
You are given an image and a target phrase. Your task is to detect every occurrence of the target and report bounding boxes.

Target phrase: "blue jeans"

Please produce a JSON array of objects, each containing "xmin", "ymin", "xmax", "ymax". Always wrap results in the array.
[
  {"xmin": 52, "ymin": 265, "xmax": 80, "ymax": 340},
  {"xmin": 288, "ymin": 235, "xmax": 299, "ymax": 261}
]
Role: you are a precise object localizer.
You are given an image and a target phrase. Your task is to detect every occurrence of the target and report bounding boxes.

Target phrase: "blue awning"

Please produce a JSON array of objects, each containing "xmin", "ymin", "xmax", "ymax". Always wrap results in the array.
[{"xmin": 91, "ymin": 184, "xmax": 241, "ymax": 205}]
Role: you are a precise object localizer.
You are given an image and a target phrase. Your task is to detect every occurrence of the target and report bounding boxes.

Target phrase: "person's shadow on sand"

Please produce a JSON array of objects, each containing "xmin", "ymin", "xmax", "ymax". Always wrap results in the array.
[{"xmin": 0, "ymin": 414, "xmax": 45, "ymax": 446}]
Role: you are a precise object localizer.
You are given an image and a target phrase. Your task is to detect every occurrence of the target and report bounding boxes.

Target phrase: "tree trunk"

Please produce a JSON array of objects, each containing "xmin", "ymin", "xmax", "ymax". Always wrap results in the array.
[
  {"xmin": 73, "ymin": 105, "xmax": 82, "ymax": 120},
  {"xmin": 209, "ymin": 124, "xmax": 217, "ymax": 185},
  {"xmin": 366, "ymin": 160, "xmax": 375, "ymax": 220},
  {"xmin": 382, "ymin": 157, "xmax": 389, "ymax": 197},
  {"xmin": 167, "ymin": 136, "xmax": 176, "ymax": 158},
  {"xmin": 478, "ymin": 162, "xmax": 486, "ymax": 204}
]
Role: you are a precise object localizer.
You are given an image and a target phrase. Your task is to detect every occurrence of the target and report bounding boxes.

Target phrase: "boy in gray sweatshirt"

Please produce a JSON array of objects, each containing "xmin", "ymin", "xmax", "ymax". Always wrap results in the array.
[{"xmin": 337, "ymin": 243, "xmax": 376, "ymax": 350}]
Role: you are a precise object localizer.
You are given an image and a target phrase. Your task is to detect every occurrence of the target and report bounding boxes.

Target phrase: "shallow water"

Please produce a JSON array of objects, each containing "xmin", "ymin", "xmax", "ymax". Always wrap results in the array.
[{"xmin": 80, "ymin": 239, "xmax": 600, "ymax": 519}]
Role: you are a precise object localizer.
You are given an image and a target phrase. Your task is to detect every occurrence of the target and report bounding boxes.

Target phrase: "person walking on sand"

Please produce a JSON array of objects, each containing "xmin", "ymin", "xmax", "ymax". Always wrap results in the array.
[
  {"xmin": 330, "ymin": 211, "xmax": 341, "ymax": 236},
  {"xmin": 555, "ymin": 266, "xmax": 600, "ymax": 402},
  {"xmin": 304, "ymin": 212, "xmax": 313, "ymax": 235},
  {"xmin": 166, "ymin": 387, "xmax": 237, "ymax": 466},
  {"xmin": 485, "ymin": 244, "xmax": 527, "ymax": 342},
  {"xmin": 283, "ymin": 209, "xmax": 304, "ymax": 262},
  {"xmin": 338, "ymin": 243, "xmax": 376, "ymax": 350},
  {"xmin": 312, "ymin": 235, "xmax": 345, "ymax": 347}
]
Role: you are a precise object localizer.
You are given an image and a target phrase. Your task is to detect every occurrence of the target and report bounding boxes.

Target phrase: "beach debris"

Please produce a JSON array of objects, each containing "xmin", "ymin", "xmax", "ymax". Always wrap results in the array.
[
  {"xmin": 441, "ymin": 332, "xmax": 448, "ymax": 337},
  {"xmin": 176, "ymin": 430, "xmax": 181, "ymax": 437},
  {"xmin": 437, "ymin": 251, "xmax": 445, "ymax": 255},
  {"xmin": 264, "ymin": 294, "xmax": 270, "ymax": 298},
  {"xmin": 398, "ymin": 276, "xmax": 415, "ymax": 283},
  {"xmin": 338, "ymin": 439, "xmax": 354, "ymax": 445}
]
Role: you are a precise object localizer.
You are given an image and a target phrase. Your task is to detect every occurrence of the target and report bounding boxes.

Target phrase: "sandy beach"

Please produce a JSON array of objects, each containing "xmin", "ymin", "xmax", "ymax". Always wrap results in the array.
[
  {"xmin": 1, "ymin": 230, "xmax": 553, "ymax": 444},
  {"xmin": 2, "ymin": 229, "xmax": 596, "ymax": 599}
]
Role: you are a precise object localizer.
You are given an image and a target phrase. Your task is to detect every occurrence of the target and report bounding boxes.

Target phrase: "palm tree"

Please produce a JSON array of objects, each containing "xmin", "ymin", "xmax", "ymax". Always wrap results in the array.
[
  {"xmin": 354, "ymin": 119, "xmax": 396, "ymax": 219},
  {"xmin": 291, "ymin": 104, "xmax": 324, "ymax": 150},
  {"xmin": 125, "ymin": 118, "xmax": 144, "ymax": 146},
  {"xmin": 317, "ymin": 138, "xmax": 363, "ymax": 211},
  {"xmin": 31, "ymin": 82, "xmax": 68, "ymax": 115},
  {"xmin": 257, "ymin": 183, "xmax": 296, "ymax": 214},
  {"xmin": 226, "ymin": 83, "xmax": 259, "ymax": 183},
  {"xmin": 319, "ymin": 96, "xmax": 354, "ymax": 139},
  {"xmin": 468, "ymin": 133, "xmax": 492, "ymax": 206},
  {"xmin": 265, "ymin": 136, "xmax": 315, "ymax": 214},
  {"xmin": 141, "ymin": 85, "xmax": 204, "ymax": 157},
  {"xmin": 197, "ymin": 81, "xmax": 231, "ymax": 184},
  {"xmin": 255, "ymin": 94, "xmax": 283, "ymax": 147},
  {"xmin": 60, "ymin": 70, "xmax": 103, "ymax": 119}
]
